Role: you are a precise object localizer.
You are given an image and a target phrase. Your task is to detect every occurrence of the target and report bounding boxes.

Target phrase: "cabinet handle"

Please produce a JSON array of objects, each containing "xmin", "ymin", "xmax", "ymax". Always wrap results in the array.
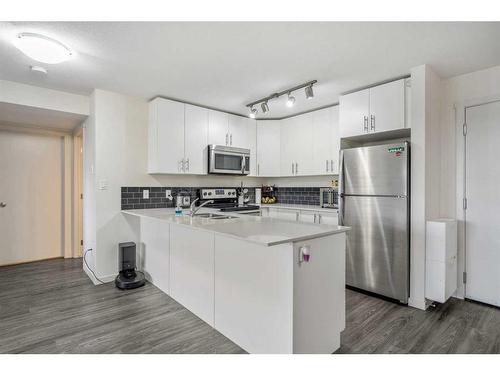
[
  {"xmin": 313, "ymin": 213, "xmax": 317, "ymax": 223},
  {"xmin": 295, "ymin": 212, "xmax": 299, "ymax": 221},
  {"xmin": 363, "ymin": 116, "xmax": 368, "ymax": 132},
  {"xmin": 331, "ymin": 160, "xmax": 334, "ymax": 172},
  {"xmin": 318, "ymin": 214, "xmax": 322, "ymax": 224},
  {"xmin": 225, "ymin": 133, "xmax": 229, "ymax": 145},
  {"xmin": 370, "ymin": 115, "xmax": 375, "ymax": 131},
  {"xmin": 258, "ymin": 164, "xmax": 260, "ymax": 176},
  {"xmin": 292, "ymin": 163, "xmax": 294, "ymax": 175},
  {"xmin": 326, "ymin": 160, "xmax": 329, "ymax": 173},
  {"xmin": 230, "ymin": 133, "xmax": 233, "ymax": 146},
  {"xmin": 295, "ymin": 162, "xmax": 298, "ymax": 174},
  {"xmin": 186, "ymin": 158, "xmax": 190, "ymax": 172}
]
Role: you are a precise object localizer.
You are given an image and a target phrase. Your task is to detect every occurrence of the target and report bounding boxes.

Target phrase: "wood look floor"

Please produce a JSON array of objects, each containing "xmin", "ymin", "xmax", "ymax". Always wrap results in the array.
[{"xmin": 1, "ymin": 258, "xmax": 499, "ymax": 354}]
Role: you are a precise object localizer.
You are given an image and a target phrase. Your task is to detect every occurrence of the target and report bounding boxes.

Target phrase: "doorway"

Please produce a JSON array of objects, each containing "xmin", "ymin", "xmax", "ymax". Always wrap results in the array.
[
  {"xmin": 73, "ymin": 128, "xmax": 84, "ymax": 258},
  {"xmin": 465, "ymin": 99, "xmax": 500, "ymax": 307},
  {"xmin": 0, "ymin": 129, "xmax": 65, "ymax": 266}
]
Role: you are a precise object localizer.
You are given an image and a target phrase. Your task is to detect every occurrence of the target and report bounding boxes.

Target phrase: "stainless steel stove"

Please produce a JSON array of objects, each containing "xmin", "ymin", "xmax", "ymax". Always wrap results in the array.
[{"xmin": 197, "ymin": 188, "xmax": 260, "ymax": 213}]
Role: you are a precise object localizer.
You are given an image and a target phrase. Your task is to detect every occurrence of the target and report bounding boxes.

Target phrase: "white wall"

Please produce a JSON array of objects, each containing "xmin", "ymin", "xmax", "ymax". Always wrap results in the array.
[{"xmin": 440, "ymin": 64, "xmax": 500, "ymax": 298}]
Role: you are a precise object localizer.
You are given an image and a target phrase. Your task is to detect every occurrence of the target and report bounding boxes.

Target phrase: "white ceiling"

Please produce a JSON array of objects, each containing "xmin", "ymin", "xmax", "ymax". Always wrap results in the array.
[
  {"xmin": 0, "ymin": 102, "xmax": 87, "ymax": 131},
  {"xmin": 1, "ymin": 22, "xmax": 500, "ymax": 119}
]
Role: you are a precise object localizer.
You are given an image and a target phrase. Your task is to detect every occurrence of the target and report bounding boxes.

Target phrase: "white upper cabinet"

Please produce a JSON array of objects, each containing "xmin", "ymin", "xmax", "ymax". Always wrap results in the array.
[
  {"xmin": 228, "ymin": 115, "xmax": 257, "ymax": 175},
  {"xmin": 339, "ymin": 78, "xmax": 406, "ymax": 138},
  {"xmin": 149, "ymin": 98, "xmax": 185, "ymax": 174},
  {"xmin": 208, "ymin": 110, "xmax": 229, "ymax": 145},
  {"xmin": 339, "ymin": 89, "xmax": 370, "ymax": 138},
  {"xmin": 148, "ymin": 98, "xmax": 208, "ymax": 174},
  {"xmin": 312, "ymin": 106, "xmax": 340, "ymax": 175},
  {"xmin": 280, "ymin": 113, "xmax": 314, "ymax": 176},
  {"xmin": 256, "ymin": 121, "xmax": 281, "ymax": 177},
  {"xmin": 184, "ymin": 104, "xmax": 209, "ymax": 174},
  {"xmin": 369, "ymin": 79, "xmax": 405, "ymax": 133}
]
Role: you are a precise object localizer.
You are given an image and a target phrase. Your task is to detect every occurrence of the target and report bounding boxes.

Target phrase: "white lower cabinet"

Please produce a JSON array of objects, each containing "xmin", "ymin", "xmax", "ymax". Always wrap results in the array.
[
  {"xmin": 140, "ymin": 217, "xmax": 170, "ymax": 294},
  {"xmin": 316, "ymin": 212, "xmax": 339, "ymax": 226},
  {"xmin": 277, "ymin": 209, "xmax": 300, "ymax": 221},
  {"xmin": 170, "ymin": 225, "xmax": 215, "ymax": 326}
]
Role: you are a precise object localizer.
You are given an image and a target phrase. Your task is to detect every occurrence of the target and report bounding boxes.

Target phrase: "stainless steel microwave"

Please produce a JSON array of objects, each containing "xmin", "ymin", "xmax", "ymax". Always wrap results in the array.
[{"xmin": 208, "ymin": 145, "xmax": 250, "ymax": 175}]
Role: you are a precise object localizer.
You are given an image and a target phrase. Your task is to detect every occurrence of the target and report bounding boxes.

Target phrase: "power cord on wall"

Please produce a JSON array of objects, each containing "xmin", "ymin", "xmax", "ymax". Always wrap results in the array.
[{"xmin": 83, "ymin": 248, "xmax": 106, "ymax": 285}]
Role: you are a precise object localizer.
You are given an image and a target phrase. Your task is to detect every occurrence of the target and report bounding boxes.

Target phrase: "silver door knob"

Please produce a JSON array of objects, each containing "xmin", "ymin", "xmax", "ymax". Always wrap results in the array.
[{"xmin": 0, "ymin": 202, "xmax": 6, "ymax": 208}]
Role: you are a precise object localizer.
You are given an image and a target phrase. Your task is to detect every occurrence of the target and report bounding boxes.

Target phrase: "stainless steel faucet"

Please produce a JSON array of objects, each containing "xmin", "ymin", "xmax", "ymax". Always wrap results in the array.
[{"xmin": 189, "ymin": 198, "xmax": 214, "ymax": 217}]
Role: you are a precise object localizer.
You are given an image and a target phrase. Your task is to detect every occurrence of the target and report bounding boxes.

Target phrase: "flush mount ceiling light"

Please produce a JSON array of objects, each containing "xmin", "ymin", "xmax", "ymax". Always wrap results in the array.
[
  {"xmin": 30, "ymin": 65, "xmax": 47, "ymax": 74},
  {"xmin": 305, "ymin": 84, "xmax": 314, "ymax": 99},
  {"xmin": 249, "ymin": 106, "xmax": 257, "ymax": 118},
  {"xmin": 246, "ymin": 80, "xmax": 316, "ymax": 117},
  {"xmin": 13, "ymin": 33, "xmax": 73, "ymax": 64}
]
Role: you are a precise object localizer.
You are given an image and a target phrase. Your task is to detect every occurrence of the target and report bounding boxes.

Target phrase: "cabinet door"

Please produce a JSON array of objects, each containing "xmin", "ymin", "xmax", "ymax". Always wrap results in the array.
[
  {"xmin": 369, "ymin": 79, "xmax": 405, "ymax": 133},
  {"xmin": 208, "ymin": 110, "xmax": 229, "ymax": 145},
  {"xmin": 317, "ymin": 212, "xmax": 338, "ymax": 226},
  {"xmin": 312, "ymin": 107, "xmax": 334, "ymax": 175},
  {"xmin": 184, "ymin": 104, "xmax": 208, "ymax": 174},
  {"xmin": 141, "ymin": 217, "xmax": 170, "ymax": 294},
  {"xmin": 156, "ymin": 99, "xmax": 185, "ymax": 173},
  {"xmin": 170, "ymin": 225, "xmax": 215, "ymax": 326},
  {"xmin": 227, "ymin": 115, "xmax": 257, "ymax": 175},
  {"xmin": 256, "ymin": 121, "xmax": 281, "ymax": 176},
  {"xmin": 299, "ymin": 211, "xmax": 317, "ymax": 223},
  {"xmin": 339, "ymin": 89, "xmax": 369, "ymax": 138},
  {"xmin": 280, "ymin": 118, "xmax": 297, "ymax": 176},
  {"xmin": 294, "ymin": 112, "xmax": 314, "ymax": 176},
  {"xmin": 331, "ymin": 106, "xmax": 340, "ymax": 174}
]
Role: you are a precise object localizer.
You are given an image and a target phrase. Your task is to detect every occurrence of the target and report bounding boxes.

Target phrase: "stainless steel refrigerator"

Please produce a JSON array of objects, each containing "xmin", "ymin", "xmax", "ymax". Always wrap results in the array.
[{"xmin": 339, "ymin": 142, "xmax": 410, "ymax": 303}]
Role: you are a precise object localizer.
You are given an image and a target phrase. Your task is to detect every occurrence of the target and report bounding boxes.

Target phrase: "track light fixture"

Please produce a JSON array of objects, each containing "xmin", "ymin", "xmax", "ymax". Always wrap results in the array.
[
  {"xmin": 249, "ymin": 105, "xmax": 257, "ymax": 118},
  {"xmin": 246, "ymin": 80, "xmax": 317, "ymax": 118},
  {"xmin": 305, "ymin": 84, "xmax": 314, "ymax": 99},
  {"xmin": 261, "ymin": 101, "xmax": 270, "ymax": 114}
]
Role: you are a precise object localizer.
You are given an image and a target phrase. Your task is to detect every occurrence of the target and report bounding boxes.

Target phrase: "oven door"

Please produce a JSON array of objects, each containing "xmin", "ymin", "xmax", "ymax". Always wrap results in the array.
[{"xmin": 209, "ymin": 146, "xmax": 250, "ymax": 175}]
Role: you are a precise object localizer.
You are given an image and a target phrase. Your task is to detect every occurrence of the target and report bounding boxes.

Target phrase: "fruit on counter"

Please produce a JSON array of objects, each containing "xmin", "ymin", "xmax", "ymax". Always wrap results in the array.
[{"xmin": 261, "ymin": 196, "xmax": 277, "ymax": 204}]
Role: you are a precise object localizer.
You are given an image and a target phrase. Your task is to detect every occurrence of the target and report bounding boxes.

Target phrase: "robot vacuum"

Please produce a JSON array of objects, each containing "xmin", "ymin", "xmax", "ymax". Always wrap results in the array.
[{"xmin": 115, "ymin": 242, "xmax": 145, "ymax": 290}]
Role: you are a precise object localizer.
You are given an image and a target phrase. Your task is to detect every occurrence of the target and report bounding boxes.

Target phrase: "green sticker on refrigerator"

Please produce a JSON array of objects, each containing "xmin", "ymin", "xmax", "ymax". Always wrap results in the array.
[{"xmin": 388, "ymin": 146, "xmax": 404, "ymax": 153}]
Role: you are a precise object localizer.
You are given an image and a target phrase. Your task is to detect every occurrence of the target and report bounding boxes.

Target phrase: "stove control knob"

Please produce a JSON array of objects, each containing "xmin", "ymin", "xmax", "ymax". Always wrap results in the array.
[
  {"xmin": 203, "ymin": 192, "xmax": 207, "ymax": 196},
  {"xmin": 208, "ymin": 192, "xmax": 212, "ymax": 196}
]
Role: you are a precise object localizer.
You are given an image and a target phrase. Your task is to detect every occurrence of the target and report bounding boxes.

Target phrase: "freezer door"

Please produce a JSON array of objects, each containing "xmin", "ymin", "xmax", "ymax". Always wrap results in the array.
[
  {"xmin": 340, "ymin": 142, "xmax": 408, "ymax": 196},
  {"xmin": 341, "ymin": 195, "xmax": 409, "ymax": 303}
]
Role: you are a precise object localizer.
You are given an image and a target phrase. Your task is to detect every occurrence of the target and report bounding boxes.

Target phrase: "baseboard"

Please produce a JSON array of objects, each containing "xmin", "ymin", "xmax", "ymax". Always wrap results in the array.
[
  {"xmin": 0, "ymin": 256, "xmax": 64, "ymax": 267},
  {"xmin": 82, "ymin": 262, "xmax": 116, "ymax": 285}
]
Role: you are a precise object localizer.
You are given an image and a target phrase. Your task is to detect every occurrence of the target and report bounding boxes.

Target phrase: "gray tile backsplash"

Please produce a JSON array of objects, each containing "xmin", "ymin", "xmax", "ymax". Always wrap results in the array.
[{"xmin": 274, "ymin": 187, "xmax": 321, "ymax": 206}]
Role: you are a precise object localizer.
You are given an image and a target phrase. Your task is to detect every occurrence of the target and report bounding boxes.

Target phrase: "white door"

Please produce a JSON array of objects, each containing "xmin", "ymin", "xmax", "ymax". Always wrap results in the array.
[
  {"xmin": 208, "ymin": 110, "xmax": 229, "ymax": 146},
  {"xmin": 228, "ymin": 114, "xmax": 247, "ymax": 148},
  {"xmin": 369, "ymin": 79, "xmax": 405, "ymax": 133},
  {"xmin": 465, "ymin": 100, "xmax": 500, "ymax": 307},
  {"xmin": 157, "ymin": 99, "xmax": 185, "ymax": 173},
  {"xmin": 0, "ymin": 130, "xmax": 64, "ymax": 265},
  {"xmin": 257, "ymin": 121, "xmax": 281, "ymax": 177},
  {"xmin": 184, "ymin": 104, "xmax": 208, "ymax": 174},
  {"xmin": 339, "ymin": 88, "xmax": 369, "ymax": 138}
]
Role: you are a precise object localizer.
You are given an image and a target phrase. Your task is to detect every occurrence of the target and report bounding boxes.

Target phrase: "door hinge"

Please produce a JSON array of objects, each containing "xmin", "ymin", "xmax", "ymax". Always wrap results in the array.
[
  {"xmin": 80, "ymin": 193, "xmax": 83, "ymax": 199},
  {"xmin": 463, "ymin": 271, "xmax": 467, "ymax": 284},
  {"xmin": 80, "ymin": 239, "xmax": 83, "ymax": 246},
  {"xmin": 463, "ymin": 122, "xmax": 467, "ymax": 136},
  {"xmin": 463, "ymin": 198, "xmax": 467, "ymax": 210}
]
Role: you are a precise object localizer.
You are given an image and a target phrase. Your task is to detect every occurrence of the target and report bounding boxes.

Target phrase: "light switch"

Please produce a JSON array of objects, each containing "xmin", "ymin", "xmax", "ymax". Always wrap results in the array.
[
  {"xmin": 165, "ymin": 190, "xmax": 172, "ymax": 200},
  {"xmin": 143, "ymin": 189, "xmax": 149, "ymax": 199},
  {"xmin": 98, "ymin": 179, "xmax": 108, "ymax": 190}
]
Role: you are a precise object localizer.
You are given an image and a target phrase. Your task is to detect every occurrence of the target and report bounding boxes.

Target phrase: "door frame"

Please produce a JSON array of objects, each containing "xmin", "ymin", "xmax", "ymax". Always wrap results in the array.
[
  {"xmin": 72, "ymin": 126, "xmax": 84, "ymax": 258},
  {"xmin": 457, "ymin": 94, "xmax": 500, "ymax": 300}
]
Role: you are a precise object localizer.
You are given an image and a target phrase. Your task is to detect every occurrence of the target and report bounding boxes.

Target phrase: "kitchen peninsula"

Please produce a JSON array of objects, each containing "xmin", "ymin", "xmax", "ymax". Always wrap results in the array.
[{"xmin": 122, "ymin": 208, "xmax": 349, "ymax": 354}]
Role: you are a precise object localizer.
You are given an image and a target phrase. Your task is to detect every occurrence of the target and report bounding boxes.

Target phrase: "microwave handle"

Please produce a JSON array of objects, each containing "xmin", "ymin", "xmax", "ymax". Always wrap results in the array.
[{"xmin": 241, "ymin": 155, "xmax": 246, "ymax": 174}]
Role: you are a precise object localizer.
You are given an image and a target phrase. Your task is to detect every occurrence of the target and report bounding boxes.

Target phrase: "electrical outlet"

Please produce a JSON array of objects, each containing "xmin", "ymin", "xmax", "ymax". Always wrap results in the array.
[
  {"xmin": 165, "ymin": 190, "xmax": 172, "ymax": 200},
  {"xmin": 143, "ymin": 189, "xmax": 149, "ymax": 199}
]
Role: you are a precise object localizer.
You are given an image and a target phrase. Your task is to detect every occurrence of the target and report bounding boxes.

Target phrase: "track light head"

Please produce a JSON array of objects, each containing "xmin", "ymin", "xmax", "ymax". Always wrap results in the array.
[
  {"xmin": 261, "ymin": 101, "xmax": 269, "ymax": 114},
  {"xmin": 286, "ymin": 92, "xmax": 296, "ymax": 108},
  {"xmin": 249, "ymin": 106, "xmax": 257, "ymax": 118},
  {"xmin": 305, "ymin": 84, "xmax": 314, "ymax": 99}
]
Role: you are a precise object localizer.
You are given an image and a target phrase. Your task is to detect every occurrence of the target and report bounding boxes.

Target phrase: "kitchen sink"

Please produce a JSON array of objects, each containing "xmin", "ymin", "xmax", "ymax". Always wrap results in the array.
[{"xmin": 195, "ymin": 213, "xmax": 237, "ymax": 220}]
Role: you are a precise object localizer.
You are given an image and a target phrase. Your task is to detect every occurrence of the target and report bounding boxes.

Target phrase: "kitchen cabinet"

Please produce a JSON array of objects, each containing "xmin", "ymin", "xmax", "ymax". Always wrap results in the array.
[
  {"xmin": 262, "ymin": 206, "xmax": 338, "ymax": 225},
  {"xmin": 277, "ymin": 209, "xmax": 300, "ymax": 221},
  {"xmin": 208, "ymin": 110, "xmax": 229, "ymax": 146},
  {"xmin": 228, "ymin": 115, "xmax": 257, "ymax": 176},
  {"xmin": 339, "ymin": 78, "xmax": 406, "ymax": 138},
  {"xmin": 316, "ymin": 212, "xmax": 338, "ymax": 225},
  {"xmin": 256, "ymin": 121, "xmax": 281, "ymax": 177},
  {"xmin": 280, "ymin": 113, "xmax": 314, "ymax": 176},
  {"xmin": 140, "ymin": 216, "xmax": 170, "ymax": 294},
  {"xmin": 170, "ymin": 225, "xmax": 215, "ymax": 326},
  {"xmin": 185, "ymin": 104, "xmax": 209, "ymax": 174},
  {"xmin": 312, "ymin": 106, "xmax": 340, "ymax": 175},
  {"xmin": 148, "ymin": 98, "xmax": 208, "ymax": 174}
]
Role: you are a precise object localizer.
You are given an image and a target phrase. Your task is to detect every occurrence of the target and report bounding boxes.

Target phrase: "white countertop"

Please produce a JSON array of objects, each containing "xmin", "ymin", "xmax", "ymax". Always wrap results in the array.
[
  {"xmin": 260, "ymin": 203, "xmax": 338, "ymax": 213},
  {"xmin": 122, "ymin": 208, "xmax": 348, "ymax": 247}
]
